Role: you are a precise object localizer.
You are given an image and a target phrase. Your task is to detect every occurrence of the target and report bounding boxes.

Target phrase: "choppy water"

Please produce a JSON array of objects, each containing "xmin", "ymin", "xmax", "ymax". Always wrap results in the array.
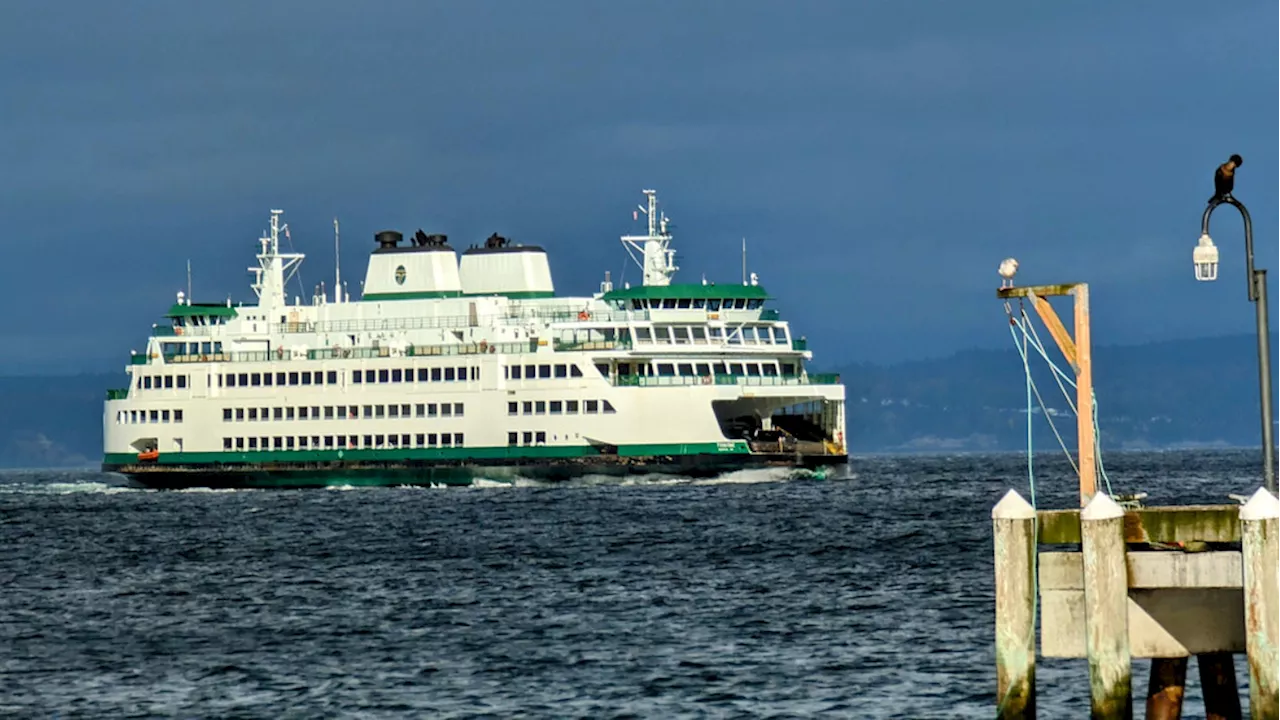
[{"xmin": 0, "ymin": 450, "xmax": 1264, "ymax": 718}]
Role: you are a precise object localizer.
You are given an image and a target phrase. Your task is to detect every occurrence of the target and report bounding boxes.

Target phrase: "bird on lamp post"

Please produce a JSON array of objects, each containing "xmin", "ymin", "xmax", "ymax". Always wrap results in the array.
[
  {"xmin": 1209, "ymin": 154, "xmax": 1243, "ymax": 204},
  {"xmin": 998, "ymin": 257, "xmax": 1019, "ymax": 289}
]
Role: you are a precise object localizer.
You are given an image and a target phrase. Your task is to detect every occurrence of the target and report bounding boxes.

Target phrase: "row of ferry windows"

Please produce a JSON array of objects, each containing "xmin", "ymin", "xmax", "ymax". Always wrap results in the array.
[
  {"xmin": 503, "ymin": 363, "xmax": 586, "ymax": 380},
  {"xmin": 506, "ymin": 399, "xmax": 615, "ymax": 415},
  {"xmin": 137, "ymin": 375, "xmax": 189, "ymax": 390},
  {"xmin": 117, "ymin": 409, "xmax": 184, "ymax": 424},
  {"xmin": 633, "ymin": 324, "xmax": 787, "ymax": 345},
  {"xmin": 625, "ymin": 298, "xmax": 764, "ymax": 311},
  {"xmin": 223, "ymin": 433, "xmax": 464, "ymax": 451},
  {"xmin": 620, "ymin": 361, "xmax": 794, "ymax": 377},
  {"xmin": 223, "ymin": 403, "xmax": 464, "ymax": 422},
  {"xmin": 219, "ymin": 366, "xmax": 477, "ymax": 388}
]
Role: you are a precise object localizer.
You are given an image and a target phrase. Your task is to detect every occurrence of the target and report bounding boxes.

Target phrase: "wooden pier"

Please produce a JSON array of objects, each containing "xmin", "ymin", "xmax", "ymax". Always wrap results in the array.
[{"xmin": 992, "ymin": 282, "xmax": 1280, "ymax": 718}]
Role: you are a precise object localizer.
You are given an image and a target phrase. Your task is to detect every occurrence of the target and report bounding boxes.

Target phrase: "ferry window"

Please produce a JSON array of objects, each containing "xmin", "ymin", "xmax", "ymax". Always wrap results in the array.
[
  {"xmin": 602, "ymin": 400, "xmax": 616, "ymax": 414},
  {"xmin": 275, "ymin": 372, "xmax": 285, "ymax": 385},
  {"xmin": 522, "ymin": 401, "xmax": 532, "ymax": 415},
  {"xmin": 538, "ymin": 365, "xmax": 551, "ymax": 379},
  {"xmin": 284, "ymin": 372, "xmax": 296, "ymax": 386},
  {"xmin": 416, "ymin": 434, "xmax": 425, "ymax": 447},
  {"xmin": 418, "ymin": 368, "xmax": 429, "ymax": 382},
  {"xmin": 708, "ymin": 299, "xmax": 721, "ymax": 311},
  {"xmin": 324, "ymin": 436, "xmax": 334, "ymax": 448},
  {"xmin": 250, "ymin": 373, "xmax": 261, "ymax": 387},
  {"xmin": 363, "ymin": 405, "xmax": 373, "ymax": 419},
  {"xmin": 441, "ymin": 434, "xmax": 451, "ymax": 447},
  {"xmin": 746, "ymin": 364, "xmax": 761, "ymax": 376},
  {"xmin": 249, "ymin": 408, "xmax": 258, "ymax": 421},
  {"xmin": 364, "ymin": 435, "xmax": 374, "ymax": 447},
  {"xmin": 388, "ymin": 405, "xmax": 399, "ymax": 418},
  {"xmin": 236, "ymin": 437, "xmax": 244, "ymax": 450},
  {"xmin": 631, "ymin": 299, "xmax": 643, "ymax": 310},
  {"xmin": 713, "ymin": 363, "xmax": 727, "ymax": 375},
  {"xmin": 635, "ymin": 327, "xmax": 652, "ymax": 342},
  {"xmin": 748, "ymin": 299, "xmax": 763, "ymax": 310},
  {"xmin": 238, "ymin": 373, "xmax": 249, "ymax": 386},
  {"xmin": 301, "ymin": 372, "xmax": 312, "ymax": 386},
  {"xmin": 618, "ymin": 363, "xmax": 631, "ymax": 376},
  {"xmin": 432, "ymin": 368, "xmax": 442, "ymax": 382},
  {"xmin": 365, "ymin": 370, "xmax": 375, "ymax": 383},
  {"xmin": 236, "ymin": 408, "xmax": 245, "ymax": 421},
  {"xmin": 696, "ymin": 363, "xmax": 711, "ymax": 376},
  {"xmin": 508, "ymin": 432, "xmax": 518, "ymax": 446},
  {"xmin": 524, "ymin": 364, "xmax": 535, "ymax": 378},
  {"xmin": 161, "ymin": 409, "xmax": 171, "ymax": 423},
  {"xmin": 657, "ymin": 363, "xmax": 675, "ymax": 376},
  {"xmin": 673, "ymin": 327, "xmax": 690, "ymax": 344},
  {"xmin": 508, "ymin": 402, "xmax": 517, "ymax": 415},
  {"xmin": 585, "ymin": 400, "xmax": 599, "ymax": 414},
  {"xmin": 285, "ymin": 407, "xmax": 295, "ymax": 420},
  {"xmin": 129, "ymin": 410, "xmax": 138, "ymax": 423},
  {"xmin": 222, "ymin": 375, "xmax": 233, "ymax": 388},
  {"xmin": 691, "ymin": 327, "xmax": 707, "ymax": 342},
  {"xmin": 287, "ymin": 436, "xmax": 295, "ymax": 449},
  {"xmin": 677, "ymin": 298, "xmax": 691, "ymax": 309},
  {"xmin": 428, "ymin": 404, "xmax": 438, "ymax": 418},
  {"xmin": 510, "ymin": 365, "xmax": 521, "ymax": 379},
  {"xmin": 729, "ymin": 363, "xmax": 744, "ymax": 375},
  {"xmin": 522, "ymin": 431, "xmax": 533, "ymax": 445},
  {"xmin": 453, "ymin": 403, "xmax": 463, "ymax": 416},
  {"xmin": 223, "ymin": 408, "xmax": 232, "ymax": 421},
  {"xmin": 566, "ymin": 400, "xmax": 579, "ymax": 413},
  {"xmin": 570, "ymin": 365, "xmax": 583, "ymax": 378},
  {"xmin": 405, "ymin": 368, "xmax": 413, "ymax": 382},
  {"xmin": 503, "ymin": 366, "xmax": 509, "ymax": 380},
  {"xmin": 454, "ymin": 433, "xmax": 464, "ymax": 446},
  {"xmin": 441, "ymin": 404, "xmax": 451, "ymax": 417},
  {"xmin": 534, "ymin": 401, "xmax": 545, "ymax": 415},
  {"xmin": 337, "ymin": 405, "xmax": 348, "ymax": 419},
  {"xmin": 401, "ymin": 404, "xmax": 410, "ymax": 417},
  {"xmin": 735, "ymin": 299, "xmax": 747, "ymax": 309},
  {"xmin": 444, "ymin": 368, "xmax": 455, "ymax": 381},
  {"xmin": 535, "ymin": 431, "xmax": 546, "ymax": 445},
  {"xmin": 772, "ymin": 327, "xmax": 788, "ymax": 343},
  {"xmin": 248, "ymin": 437, "xmax": 258, "ymax": 450},
  {"xmin": 550, "ymin": 401, "xmax": 562, "ymax": 414},
  {"xmin": 391, "ymin": 369, "xmax": 402, "ymax": 383},
  {"xmin": 174, "ymin": 409, "xmax": 183, "ymax": 423},
  {"xmin": 260, "ymin": 407, "xmax": 268, "ymax": 421},
  {"xmin": 762, "ymin": 364, "xmax": 778, "ymax": 377},
  {"xmin": 352, "ymin": 371, "xmax": 362, "ymax": 384},
  {"xmin": 378, "ymin": 369, "xmax": 389, "ymax": 383},
  {"xmin": 324, "ymin": 406, "xmax": 334, "ymax": 419},
  {"xmin": 709, "ymin": 327, "xmax": 724, "ymax": 341},
  {"xmin": 272, "ymin": 436, "xmax": 282, "ymax": 449},
  {"xmin": 428, "ymin": 433, "xmax": 438, "ymax": 447},
  {"xmin": 662, "ymin": 299, "xmax": 677, "ymax": 309},
  {"xmin": 470, "ymin": 367, "xmax": 479, "ymax": 381},
  {"xmin": 177, "ymin": 375, "xmax": 188, "ymax": 389},
  {"xmin": 223, "ymin": 438, "xmax": 232, "ymax": 450},
  {"xmin": 692, "ymin": 299, "xmax": 706, "ymax": 309},
  {"xmin": 387, "ymin": 434, "xmax": 398, "ymax": 447},
  {"xmin": 148, "ymin": 410, "xmax": 159, "ymax": 423},
  {"xmin": 653, "ymin": 327, "xmax": 671, "ymax": 343},
  {"xmin": 137, "ymin": 376, "xmax": 144, "ymax": 389},
  {"xmin": 554, "ymin": 364, "xmax": 567, "ymax": 378},
  {"xmin": 415, "ymin": 404, "xmax": 425, "ymax": 418},
  {"xmin": 348, "ymin": 435, "xmax": 358, "ymax": 448},
  {"xmin": 274, "ymin": 407, "xmax": 283, "ymax": 420},
  {"xmin": 678, "ymin": 363, "xmax": 694, "ymax": 376},
  {"xmin": 263, "ymin": 373, "xmax": 273, "ymax": 387},
  {"xmin": 300, "ymin": 407, "xmax": 310, "ymax": 419},
  {"xmin": 594, "ymin": 363, "xmax": 610, "ymax": 377},
  {"xmin": 375, "ymin": 405, "xmax": 385, "ymax": 419},
  {"xmin": 162, "ymin": 376, "xmax": 172, "ymax": 389},
  {"xmin": 781, "ymin": 363, "xmax": 796, "ymax": 376}
]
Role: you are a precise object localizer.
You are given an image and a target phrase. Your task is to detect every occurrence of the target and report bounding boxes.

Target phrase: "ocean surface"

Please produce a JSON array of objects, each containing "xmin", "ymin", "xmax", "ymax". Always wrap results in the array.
[{"xmin": 0, "ymin": 449, "xmax": 1265, "ymax": 718}]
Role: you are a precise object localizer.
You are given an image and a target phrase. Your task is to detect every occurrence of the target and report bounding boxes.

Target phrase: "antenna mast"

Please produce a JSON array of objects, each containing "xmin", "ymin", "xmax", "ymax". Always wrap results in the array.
[
  {"xmin": 334, "ymin": 217, "xmax": 341, "ymax": 304},
  {"xmin": 741, "ymin": 238, "xmax": 747, "ymax": 285},
  {"xmin": 187, "ymin": 259, "xmax": 192, "ymax": 300},
  {"xmin": 620, "ymin": 189, "xmax": 679, "ymax": 286}
]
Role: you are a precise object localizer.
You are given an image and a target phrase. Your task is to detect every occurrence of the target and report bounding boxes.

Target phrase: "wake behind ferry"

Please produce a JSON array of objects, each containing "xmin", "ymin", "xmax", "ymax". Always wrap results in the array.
[{"xmin": 103, "ymin": 190, "xmax": 847, "ymax": 488}]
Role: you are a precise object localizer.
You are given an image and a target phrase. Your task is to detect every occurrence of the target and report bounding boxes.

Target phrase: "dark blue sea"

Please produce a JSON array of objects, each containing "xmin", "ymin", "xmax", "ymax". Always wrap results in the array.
[{"xmin": 0, "ymin": 450, "xmax": 1264, "ymax": 718}]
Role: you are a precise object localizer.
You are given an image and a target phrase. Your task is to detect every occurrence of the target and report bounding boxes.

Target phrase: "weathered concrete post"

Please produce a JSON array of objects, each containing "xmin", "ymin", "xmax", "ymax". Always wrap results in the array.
[
  {"xmin": 993, "ymin": 489, "xmax": 1037, "ymax": 719},
  {"xmin": 1241, "ymin": 487, "xmax": 1279, "ymax": 720},
  {"xmin": 1081, "ymin": 492, "xmax": 1132, "ymax": 719}
]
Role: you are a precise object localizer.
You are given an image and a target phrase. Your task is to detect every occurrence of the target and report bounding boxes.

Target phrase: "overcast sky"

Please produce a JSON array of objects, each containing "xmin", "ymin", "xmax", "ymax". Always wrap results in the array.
[{"xmin": 0, "ymin": 0, "xmax": 1275, "ymax": 373}]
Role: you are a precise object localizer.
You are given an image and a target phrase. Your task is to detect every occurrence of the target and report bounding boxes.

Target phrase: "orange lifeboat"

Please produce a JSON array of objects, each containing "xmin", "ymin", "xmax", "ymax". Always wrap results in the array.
[{"xmin": 137, "ymin": 449, "xmax": 160, "ymax": 462}]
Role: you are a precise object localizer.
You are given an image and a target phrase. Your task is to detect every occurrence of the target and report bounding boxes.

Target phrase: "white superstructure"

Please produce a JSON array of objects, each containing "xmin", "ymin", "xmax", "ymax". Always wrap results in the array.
[{"xmin": 103, "ymin": 191, "xmax": 847, "ymax": 487}]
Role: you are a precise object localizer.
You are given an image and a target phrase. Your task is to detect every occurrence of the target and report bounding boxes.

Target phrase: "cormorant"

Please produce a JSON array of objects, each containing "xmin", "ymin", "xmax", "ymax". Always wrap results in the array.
[{"xmin": 1210, "ymin": 154, "xmax": 1243, "ymax": 203}]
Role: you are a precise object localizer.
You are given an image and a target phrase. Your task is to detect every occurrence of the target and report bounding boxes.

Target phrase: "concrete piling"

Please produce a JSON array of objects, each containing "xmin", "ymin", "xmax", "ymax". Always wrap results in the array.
[
  {"xmin": 1081, "ymin": 492, "xmax": 1132, "ymax": 719},
  {"xmin": 993, "ymin": 489, "xmax": 1037, "ymax": 719},
  {"xmin": 1198, "ymin": 652, "xmax": 1243, "ymax": 720},
  {"xmin": 1240, "ymin": 487, "xmax": 1279, "ymax": 720},
  {"xmin": 1145, "ymin": 657, "xmax": 1188, "ymax": 720}
]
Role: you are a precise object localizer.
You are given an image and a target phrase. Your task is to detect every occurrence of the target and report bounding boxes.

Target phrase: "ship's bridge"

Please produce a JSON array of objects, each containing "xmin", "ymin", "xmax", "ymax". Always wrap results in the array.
[{"xmin": 600, "ymin": 283, "xmax": 773, "ymax": 320}]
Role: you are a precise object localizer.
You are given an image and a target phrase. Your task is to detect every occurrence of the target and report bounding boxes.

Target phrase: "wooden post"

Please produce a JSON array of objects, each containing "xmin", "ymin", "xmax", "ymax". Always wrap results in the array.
[
  {"xmin": 993, "ymin": 489, "xmax": 1037, "ymax": 719},
  {"xmin": 1241, "ymin": 487, "xmax": 1279, "ymax": 720},
  {"xmin": 1073, "ymin": 283, "xmax": 1096, "ymax": 507},
  {"xmin": 1198, "ymin": 653, "xmax": 1243, "ymax": 720},
  {"xmin": 1145, "ymin": 658, "xmax": 1187, "ymax": 720},
  {"xmin": 1081, "ymin": 491, "xmax": 1131, "ymax": 719}
]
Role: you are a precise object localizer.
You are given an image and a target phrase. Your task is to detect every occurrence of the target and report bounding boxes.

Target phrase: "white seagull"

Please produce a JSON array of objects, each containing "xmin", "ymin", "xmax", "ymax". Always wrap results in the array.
[{"xmin": 998, "ymin": 258, "xmax": 1019, "ymax": 289}]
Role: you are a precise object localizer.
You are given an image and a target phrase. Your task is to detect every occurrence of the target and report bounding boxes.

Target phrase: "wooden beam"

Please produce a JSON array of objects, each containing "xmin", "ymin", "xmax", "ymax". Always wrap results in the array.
[
  {"xmin": 997, "ymin": 283, "xmax": 1082, "ymax": 299},
  {"xmin": 1036, "ymin": 505, "xmax": 1242, "ymax": 545},
  {"xmin": 1028, "ymin": 291, "xmax": 1079, "ymax": 372},
  {"xmin": 1074, "ymin": 284, "xmax": 1096, "ymax": 507}
]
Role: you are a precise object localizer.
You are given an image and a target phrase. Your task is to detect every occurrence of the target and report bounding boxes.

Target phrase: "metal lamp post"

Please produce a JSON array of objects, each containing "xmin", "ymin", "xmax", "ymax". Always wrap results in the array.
[{"xmin": 1196, "ymin": 192, "xmax": 1277, "ymax": 494}]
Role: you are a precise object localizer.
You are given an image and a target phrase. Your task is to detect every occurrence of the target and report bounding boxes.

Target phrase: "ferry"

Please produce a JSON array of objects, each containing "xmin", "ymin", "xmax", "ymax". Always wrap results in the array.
[{"xmin": 102, "ymin": 190, "xmax": 847, "ymax": 488}]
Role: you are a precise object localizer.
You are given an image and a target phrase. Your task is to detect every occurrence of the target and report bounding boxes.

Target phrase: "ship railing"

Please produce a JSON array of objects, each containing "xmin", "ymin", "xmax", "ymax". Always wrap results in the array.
[
  {"xmin": 105, "ymin": 388, "xmax": 129, "ymax": 400},
  {"xmin": 150, "ymin": 341, "xmax": 539, "ymax": 365},
  {"xmin": 270, "ymin": 308, "xmax": 646, "ymax": 336},
  {"xmin": 552, "ymin": 338, "xmax": 633, "ymax": 352},
  {"xmin": 614, "ymin": 373, "xmax": 841, "ymax": 388}
]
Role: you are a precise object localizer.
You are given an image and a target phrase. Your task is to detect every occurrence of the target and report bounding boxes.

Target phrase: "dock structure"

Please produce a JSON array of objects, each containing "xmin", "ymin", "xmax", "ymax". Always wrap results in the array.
[{"xmin": 992, "ymin": 282, "xmax": 1280, "ymax": 718}]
